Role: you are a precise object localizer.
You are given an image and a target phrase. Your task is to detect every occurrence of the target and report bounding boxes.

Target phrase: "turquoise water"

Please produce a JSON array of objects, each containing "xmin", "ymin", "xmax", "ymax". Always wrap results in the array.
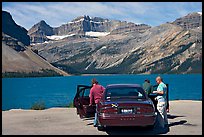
[{"xmin": 2, "ymin": 74, "xmax": 202, "ymax": 110}]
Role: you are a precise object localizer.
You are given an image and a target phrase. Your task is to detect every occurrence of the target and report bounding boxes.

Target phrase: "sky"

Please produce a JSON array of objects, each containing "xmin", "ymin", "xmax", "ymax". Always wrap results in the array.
[{"xmin": 2, "ymin": 2, "xmax": 202, "ymax": 30}]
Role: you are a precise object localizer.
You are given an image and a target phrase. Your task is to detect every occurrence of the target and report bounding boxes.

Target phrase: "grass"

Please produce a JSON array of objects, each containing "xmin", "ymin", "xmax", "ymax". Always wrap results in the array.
[
  {"xmin": 30, "ymin": 101, "xmax": 74, "ymax": 110},
  {"xmin": 31, "ymin": 101, "xmax": 46, "ymax": 110},
  {"xmin": 67, "ymin": 102, "xmax": 74, "ymax": 108}
]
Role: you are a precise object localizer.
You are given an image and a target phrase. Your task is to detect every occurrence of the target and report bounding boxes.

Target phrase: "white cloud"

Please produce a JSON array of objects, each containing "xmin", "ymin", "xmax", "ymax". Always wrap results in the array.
[{"xmin": 2, "ymin": 2, "xmax": 202, "ymax": 30}]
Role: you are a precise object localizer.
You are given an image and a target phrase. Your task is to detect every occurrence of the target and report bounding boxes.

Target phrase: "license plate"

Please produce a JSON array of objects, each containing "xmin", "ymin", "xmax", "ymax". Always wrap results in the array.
[{"xmin": 120, "ymin": 108, "xmax": 133, "ymax": 114}]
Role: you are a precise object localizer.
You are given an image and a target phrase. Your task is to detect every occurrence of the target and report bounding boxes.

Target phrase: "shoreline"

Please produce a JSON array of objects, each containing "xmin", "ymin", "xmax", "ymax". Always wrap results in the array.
[
  {"xmin": 2, "ymin": 73, "xmax": 202, "ymax": 78},
  {"xmin": 2, "ymin": 100, "xmax": 202, "ymax": 112}
]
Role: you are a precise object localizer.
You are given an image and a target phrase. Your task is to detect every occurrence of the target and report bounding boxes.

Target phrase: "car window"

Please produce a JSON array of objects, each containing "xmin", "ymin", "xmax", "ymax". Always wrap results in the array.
[
  {"xmin": 83, "ymin": 89, "xmax": 90, "ymax": 97},
  {"xmin": 78, "ymin": 88, "xmax": 90, "ymax": 97},
  {"xmin": 138, "ymin": 92, "xmax": 143, "ymax": 97},
  {"xmin": 105, "ymin": 87, "xmax": 146, "ymax": 99},
  {"xmin": 79, "ymin": 89, "xmax": 84, "ymax": 97}
]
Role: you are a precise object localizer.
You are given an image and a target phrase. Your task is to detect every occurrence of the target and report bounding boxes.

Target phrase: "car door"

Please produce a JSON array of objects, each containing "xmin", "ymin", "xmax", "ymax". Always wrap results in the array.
[{"xmin": 73, "ymin": 85, "xmax": 96, "ymax": 118}]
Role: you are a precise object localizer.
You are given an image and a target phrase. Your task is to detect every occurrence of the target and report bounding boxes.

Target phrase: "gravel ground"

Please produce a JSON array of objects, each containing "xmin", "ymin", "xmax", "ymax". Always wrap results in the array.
[{"xmin": 2, "ymin": 100, "xmax": 202, "ymax": 135}]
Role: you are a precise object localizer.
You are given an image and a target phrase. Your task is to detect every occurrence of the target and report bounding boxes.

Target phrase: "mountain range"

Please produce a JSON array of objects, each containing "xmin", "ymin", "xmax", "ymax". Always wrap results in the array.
[
  {"xmin": 28, "ymin": 15, "xmax": 151, "ymax": 43},
  {"xmin": 2, "ymin": 11, "xmax": 202, "ymax": 75},
  {"xmin": 2, "ymin": 11, "xmax": 69, "ymax": 77}
]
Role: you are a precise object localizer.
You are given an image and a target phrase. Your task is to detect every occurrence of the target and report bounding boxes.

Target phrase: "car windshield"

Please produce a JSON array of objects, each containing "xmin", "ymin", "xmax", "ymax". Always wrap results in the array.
[{"xmin": 105, "ymin": 87, "xmax": 146, "ymax": 100}]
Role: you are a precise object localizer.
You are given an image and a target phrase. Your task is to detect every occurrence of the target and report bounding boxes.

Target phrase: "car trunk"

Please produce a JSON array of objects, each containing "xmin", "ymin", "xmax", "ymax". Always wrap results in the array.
[{"xmin": 99, "ymin": 99, "xmax": 155, "ymax": 115}]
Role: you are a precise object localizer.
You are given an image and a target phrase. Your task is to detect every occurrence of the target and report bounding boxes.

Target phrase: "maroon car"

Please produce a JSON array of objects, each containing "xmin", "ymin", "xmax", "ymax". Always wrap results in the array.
[{"xmin": 74, "ymin": 84, "xmax": 157, "ymax": 130}]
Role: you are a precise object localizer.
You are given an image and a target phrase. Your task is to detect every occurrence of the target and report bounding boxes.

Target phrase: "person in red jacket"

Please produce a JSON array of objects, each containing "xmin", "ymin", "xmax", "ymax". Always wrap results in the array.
[{"xmin": 89, "ymin": 78, "xmax": 105, "ymax": 127}]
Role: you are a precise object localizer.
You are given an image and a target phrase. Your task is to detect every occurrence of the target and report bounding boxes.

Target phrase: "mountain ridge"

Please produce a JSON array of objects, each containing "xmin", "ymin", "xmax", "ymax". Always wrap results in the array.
[
  {"xmin": 29, "ymin": 12, "xmax": 202, "ymax": 74},
  {"xmin": 2, "ymin": 11, "xmax": 69, "ymax": 76},
  {"xmin": 28, "ymin": 15, "xmax": 151, "ymax": 43},
  {"xmin": 2, "ymin": 11, "xmax": 30, "ymax": 46}
]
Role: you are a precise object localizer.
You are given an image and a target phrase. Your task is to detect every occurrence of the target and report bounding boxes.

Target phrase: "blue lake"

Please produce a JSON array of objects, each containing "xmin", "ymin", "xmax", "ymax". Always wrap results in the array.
[{"xmin": 2, "ymin": 74, "xmax": 202, "ymax": 110}]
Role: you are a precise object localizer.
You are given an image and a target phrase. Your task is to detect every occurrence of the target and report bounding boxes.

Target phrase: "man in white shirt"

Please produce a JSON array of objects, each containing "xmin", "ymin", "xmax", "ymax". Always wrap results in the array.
[{"xmin": 153, "ymin": 76, "xmax": 168, "ymax": 128}]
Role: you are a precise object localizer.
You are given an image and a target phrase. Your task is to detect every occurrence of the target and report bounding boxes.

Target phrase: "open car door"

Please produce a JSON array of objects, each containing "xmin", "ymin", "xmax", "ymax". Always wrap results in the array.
[
  {"xmin": 73, "ymin": 85, "xmax": 96, "ymax": 118},
  {"xmin": 148, "ymin": 84, "xmax": 169, "ymax": 112}
]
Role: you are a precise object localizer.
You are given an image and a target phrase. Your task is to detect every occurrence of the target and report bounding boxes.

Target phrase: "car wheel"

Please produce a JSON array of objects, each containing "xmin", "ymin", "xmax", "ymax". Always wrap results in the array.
[
  {"xmin": 146, "ymin": 124, "xmax": 155, "ymax": 130},
  {"xmin": 97, "ymin": 125, "xmax": 106, "ymax": 131},
  {"xmin": 96, "ymin": 118, "xmax": 106, "ymax": 131},
  {"xmin": 79, "ymin": 113, "xmax": 84, "ymax": 119}
]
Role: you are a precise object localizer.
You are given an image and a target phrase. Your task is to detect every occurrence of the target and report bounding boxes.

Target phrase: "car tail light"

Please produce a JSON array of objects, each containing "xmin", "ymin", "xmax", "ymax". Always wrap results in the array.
[
  {"xmin": 100, "ymin": 107, "xmax": 118, "ymax": 114},
  {"xmin": 138, "ymin": 106, "xmax": 154, "ymax": 114},
  {"xmin": 100, "ymin": 108, "xmax": 108, "ymax": 113}
]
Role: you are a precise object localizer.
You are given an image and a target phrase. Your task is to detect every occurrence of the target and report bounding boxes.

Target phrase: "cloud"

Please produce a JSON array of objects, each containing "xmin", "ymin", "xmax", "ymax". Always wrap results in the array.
[{"xmin": 2, "ymin": 2, "xmax": 202, "ymax": 30}]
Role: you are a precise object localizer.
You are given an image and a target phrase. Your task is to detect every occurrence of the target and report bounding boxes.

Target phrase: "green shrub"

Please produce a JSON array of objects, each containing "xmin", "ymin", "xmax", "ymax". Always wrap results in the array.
[
  {"xmin": 31, "ymin": 101, "xmax": 46, "ymax": 110},
  {"xmin": 68, "ymin": 102, "xmax": 74, "ymax": 108}
]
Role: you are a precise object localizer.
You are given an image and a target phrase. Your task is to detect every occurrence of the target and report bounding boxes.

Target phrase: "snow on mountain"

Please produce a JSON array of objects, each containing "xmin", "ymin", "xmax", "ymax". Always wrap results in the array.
[
  {"xmin": 31, "ymin": 41, "xmax": 50, "ymax": 45},
  {"xmin": 85, "ymin": 31, "xmax": 110, "ymax": 37},
  {"xmin": 45, "ymin": 32, "xmax": 109, "ymax": 42},
  {"xmin": 100, "ymin": 46, "xmax": 107, "ymax": 50},
  {"xmin": 68, "ymin": 18, "xmax": 84, "ymax": 24},
  {"xmin": 46, "ymin": 34, "xmax": 75, "ymax": 40},
  {"xmin": 197, "ymin": 12, "xmax": 202, "ymax": 15}
]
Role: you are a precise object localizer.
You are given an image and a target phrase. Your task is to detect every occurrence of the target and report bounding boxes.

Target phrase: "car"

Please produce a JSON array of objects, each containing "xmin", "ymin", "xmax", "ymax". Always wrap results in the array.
[{"xmin": 74, "ymin": 84, "xmax": 161, "ymax": 130}]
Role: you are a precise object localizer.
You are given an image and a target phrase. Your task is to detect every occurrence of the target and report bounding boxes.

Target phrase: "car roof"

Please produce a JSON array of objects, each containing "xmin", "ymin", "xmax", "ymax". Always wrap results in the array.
[{"xmin": 106, "ymin": 84, "xmax": 141, "ymax": 88}]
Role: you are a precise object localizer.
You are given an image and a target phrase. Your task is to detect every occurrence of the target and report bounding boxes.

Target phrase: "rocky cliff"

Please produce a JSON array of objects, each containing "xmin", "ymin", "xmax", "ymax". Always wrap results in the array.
[
  {"xmin": 2, "ymin": 11, "xmax": 69, "ymax": 76},
  {"xmin": 28, "ymin": 15, "xmax": 151, "ymax": 43},
  {"xmin": 172, "ymin": 12, "xmax": 202, "ymax": 30},
  {"xmin": 28, "ymin": 20, "xmax": 54, "ymax": 43},
  {"xmin": 2, "ymin": 11, "xmax": 30, "ymax": 46},
  {"xmin": 30, "ymin": 12, "xmax": 202, "ymax": 74},
  {"xmin": 2, "ymin": 33, "xmax": 69, "ymax": 76}
]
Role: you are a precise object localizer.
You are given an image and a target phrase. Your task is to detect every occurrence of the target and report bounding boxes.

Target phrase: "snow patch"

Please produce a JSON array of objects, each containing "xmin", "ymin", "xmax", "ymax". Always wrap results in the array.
[
  {"xmin": 104, "ymin": 58, "xmax": 124, "ymax": 69},
  {"xmin": 191, "ymin": 43, "xmax": 196, "ymax": 48},
  {"xmin": 46, "ymin": 34, "xmax": 75, "ymax": 40},
  {"xmin": 100, "ymin": 46, "xmax": 107, "ymax": 50},
  {"xmin": 85, "ymin": 60, "xmax": 95, "ymax": 70},
  {"xmin": 90, "ymin": 21, "xmax": 102, "ymax": 24},
  {"xmin": 68, "ymin": 18, "xmax": 84, "ymax": 24},
  {"xmin": 85, "ymin": 31, "xmax": 110, "ymax": 37},
  {"xmin": 197, "ymin": 12, "xmax": 202, "ymax": 15},
  {"xmin": 31, "ymin": 41, "xmax": 49, "ymax": 45},
  {"xmin": 90, "ymin": 20, "xmax": 109, "ymax": 24}
]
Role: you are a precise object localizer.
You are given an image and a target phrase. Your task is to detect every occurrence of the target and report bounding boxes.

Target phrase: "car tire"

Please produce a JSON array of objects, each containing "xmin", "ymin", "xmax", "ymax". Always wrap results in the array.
[
  {"xmin": 79, "ymin": 113, "xmax": 84, "ymax": 119},
  {"xmin": 96, "ymin": 118, "xmax": 106, "ymax": 131},
  {"xmin": 97, "ymin": 125, "xmax": 106, "ymax": 131},
  {"xmin": 146, "ymin": 124, "xmax": 155, "ymax": 130}
]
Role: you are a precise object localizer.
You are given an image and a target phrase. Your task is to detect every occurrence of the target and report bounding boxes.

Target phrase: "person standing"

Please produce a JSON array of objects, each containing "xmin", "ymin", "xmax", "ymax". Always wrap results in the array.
[
  {"xmin": 153, "ymin": 76, "xmax": 168, "ymax": 128},
  {"xmin": 89, "ymin": 78, "xmax": 105, "ymax": 127},
  {"xmin": 142, "ymin": 79, "xmax": 153, "ymax": 95}
]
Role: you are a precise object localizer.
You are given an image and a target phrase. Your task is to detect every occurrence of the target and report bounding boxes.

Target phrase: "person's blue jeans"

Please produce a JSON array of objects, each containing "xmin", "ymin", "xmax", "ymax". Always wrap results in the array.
[{"xmin": 94, "ymin": 104, "xmax": 98, "ymax": 126}]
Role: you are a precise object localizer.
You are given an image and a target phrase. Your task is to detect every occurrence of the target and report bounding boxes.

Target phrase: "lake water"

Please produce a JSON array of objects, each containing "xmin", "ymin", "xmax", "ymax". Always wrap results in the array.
[{"xmin": 2, "ymin": 74, "xmax": 202, "ymax": 110}]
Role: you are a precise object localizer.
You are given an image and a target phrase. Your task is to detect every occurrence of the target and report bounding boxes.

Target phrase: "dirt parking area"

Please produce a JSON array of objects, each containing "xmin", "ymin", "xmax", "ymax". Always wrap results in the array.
[{"xmin": 2, "ymin": 100, "xmax": 202, "ymax": 135}]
